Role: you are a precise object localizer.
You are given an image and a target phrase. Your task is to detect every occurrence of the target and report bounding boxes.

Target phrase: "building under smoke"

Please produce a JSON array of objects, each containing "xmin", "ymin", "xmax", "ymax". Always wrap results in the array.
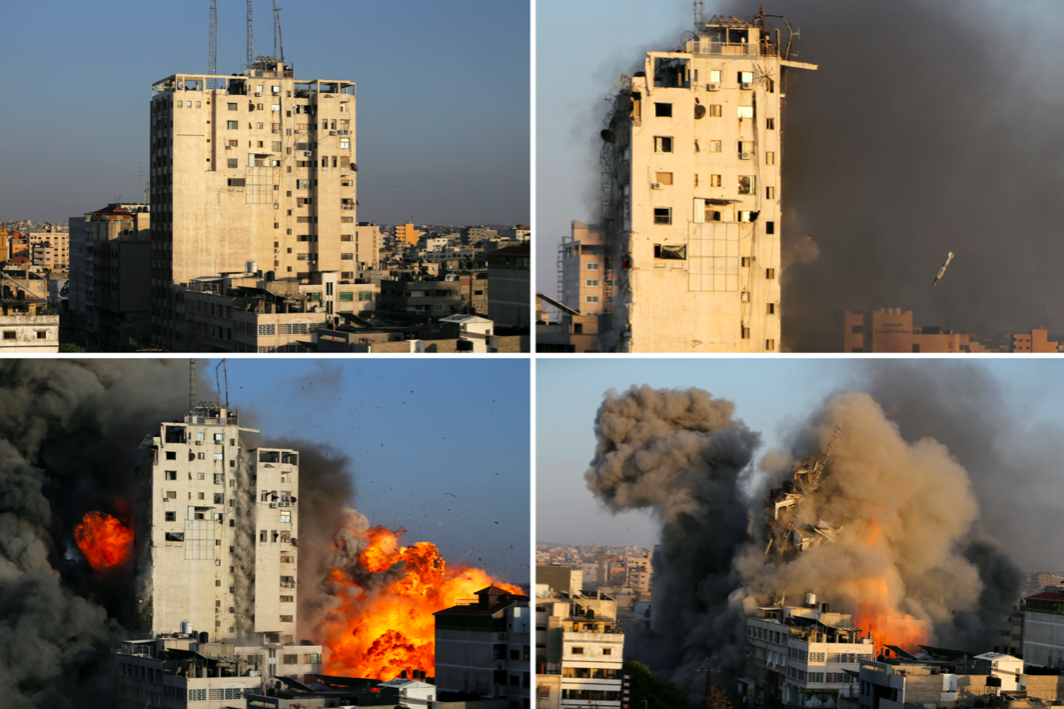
[{"xmin": 587, "ymin": 9, "xmax": 816, "ymax": 352}]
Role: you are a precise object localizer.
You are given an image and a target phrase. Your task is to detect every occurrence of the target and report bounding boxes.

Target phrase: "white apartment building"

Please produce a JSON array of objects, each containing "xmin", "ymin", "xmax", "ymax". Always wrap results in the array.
[
  {"xmin": 596, "ymin": 11, "xmax": 816, "ymax": 352},
  {"xmin": 741, "ymin": 602, "xmax": 875, "ymax": 709},
  {"xmin": 149, "ymin": 58, "xmax": 357, "ymax": 349},
  {"xmin": 145, "ymin": 404, "xmax": 299, "ymax": 642},
  {"xmin": 536, "ymin": 591, "xmax": 624, "ymax": 709}
]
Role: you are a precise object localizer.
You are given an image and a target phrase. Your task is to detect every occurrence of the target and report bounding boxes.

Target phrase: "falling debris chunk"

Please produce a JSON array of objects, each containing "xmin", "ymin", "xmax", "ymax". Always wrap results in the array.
[{"xmin": 933, "ymin": 251, "xmax": 955, "ymax": 287}]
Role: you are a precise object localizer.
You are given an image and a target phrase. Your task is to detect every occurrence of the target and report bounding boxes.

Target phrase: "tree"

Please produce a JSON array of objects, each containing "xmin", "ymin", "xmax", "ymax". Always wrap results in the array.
[
  {"xmin": 708, "ymin": 685, "xmax": 733, "ymax": 709},
  {"xmin": 58, "ymin": 343, "xmax": 85, "ymax": 353},
  {"xmin": 623, "ymin": 660, "xmax": 694, "ymax": 709}
]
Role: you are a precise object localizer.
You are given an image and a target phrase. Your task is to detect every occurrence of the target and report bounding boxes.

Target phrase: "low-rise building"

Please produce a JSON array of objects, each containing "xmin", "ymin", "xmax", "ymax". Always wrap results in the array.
[
  {"xmin": 536, "ymin": 591, "xmax": 624, "ymax": 709},
  {"xmin": 0, "ymin": 269, "xmax": 59, "ymax": 352}
]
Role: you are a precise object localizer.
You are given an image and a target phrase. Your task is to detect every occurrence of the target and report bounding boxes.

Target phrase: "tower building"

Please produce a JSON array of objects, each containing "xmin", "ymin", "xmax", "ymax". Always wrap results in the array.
[
  {"xmin": 591, "ymin": 9, "xmax": 816, "ymax": 352},
  {"xmin": 149, "ymin": 58, "xmax": 357, "ymax": 349},
  {"xmin": 143, "ymin": 402, "xmax": 300, "ymax": 642}
]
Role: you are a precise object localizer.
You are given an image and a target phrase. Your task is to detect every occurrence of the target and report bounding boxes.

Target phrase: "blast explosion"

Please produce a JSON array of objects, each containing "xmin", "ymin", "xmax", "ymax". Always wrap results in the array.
[
  {"xmin": 586, "ymin": 382, "xmax": 1022, "ymax": 694},
  {"xmin": 310, "ymin": 508, "xmax": 522, "ymax": 680},
  {"xmin": 74, "ymin": 510, "xmax": 134, "ymax": 569}
]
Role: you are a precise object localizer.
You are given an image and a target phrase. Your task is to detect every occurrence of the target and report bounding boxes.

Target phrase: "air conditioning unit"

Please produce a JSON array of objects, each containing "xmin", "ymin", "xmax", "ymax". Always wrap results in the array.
[
  {"xmin": 741, "ymin": 81, "xmax": 753, "ymax": 90},
  {"xmin": 255, "ymin": 92, "xmax": 263, "ymax": 97},
  {"xmin": 498, "ymin": 632, "xmax": 508, "ymax": 640},
  {"xmin": 195, "ymin": 440, "xmax": 204, "ymax": 445},
  {"xmin": 225, "ymin": 146, "xmax": 232, "ymax": 150},
  {"xmin": 303, "ymin": 151, "xmax": 312, "ymax": 157},
  {"xmin": 329, "ymin": 130, "xmax": 336, "ymax": 136},
  {"xmin": 650, "ymin": 182, "xmax": 663, "ymax": 190},
  {"xmin": 740, "ymin": 152, "xmax": 751, "ymax": 160},
  {"xmin": 707, "ymin": 82, "xmax": 721, "ymax": 91},
  {"xmin": 269, "ymin": 503, "xmax": 277, "ymax": 508}
]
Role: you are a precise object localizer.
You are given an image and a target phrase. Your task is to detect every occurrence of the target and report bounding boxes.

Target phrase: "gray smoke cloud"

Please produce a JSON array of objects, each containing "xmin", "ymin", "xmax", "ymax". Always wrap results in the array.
[
  {"xmin": 586, "ymin": 378, "xmax": 1022, "ymax": 696},
  {"xmin": 697, "ymin": 0, "xmax": 1064, "ymax": 350}
]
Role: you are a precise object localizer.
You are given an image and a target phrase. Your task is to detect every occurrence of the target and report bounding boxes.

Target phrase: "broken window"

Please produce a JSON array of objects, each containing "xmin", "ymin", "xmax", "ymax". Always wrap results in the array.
[
  {"xmin": 165, "ymin": 512, "xmax": 176, "ymax": 522},
  {"xmin": 654, "ymin": 244, "xmax": 686, "ymax": 260},
  {"xmin": 165, "ymin": 532, "xmax": 184, "ymax": 542},
  {"xmin": 228, "ymin": 178, "xmax": 245, "ymax": 187},
  {"xmin": 738, "ymin": 176, "xmax": 755, "ymax": 194},
  {"xmin": 655, "ymin": 103, "xmax": 672, "ymax": 117},
  {"xmin": 739, "ymin": 211, "xmax": 754, "ymax": 222},
  {"xmin": 165, "ymin": 471, "xmax": 177, "ymax": 480},
  {"xmin": 653, "ymin": 208, "xmax": 672, "ymax": 225},
  {"xmin": 655, "ymin": 172, "xmax": 673, "ymax": 185},
  {"xmin": 654, "ymin": 57, "xmax": 689, "ymax": 88},
  {"xmin": 654, "ymin": 136, "xmax": 673, "ymax": 153}
]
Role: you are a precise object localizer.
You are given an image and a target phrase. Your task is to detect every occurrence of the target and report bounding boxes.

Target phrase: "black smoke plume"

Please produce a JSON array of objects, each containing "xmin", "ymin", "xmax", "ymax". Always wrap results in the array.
[{"xmin": 586, "ymin": 375, "xmax": 1022, "ymax": 696}]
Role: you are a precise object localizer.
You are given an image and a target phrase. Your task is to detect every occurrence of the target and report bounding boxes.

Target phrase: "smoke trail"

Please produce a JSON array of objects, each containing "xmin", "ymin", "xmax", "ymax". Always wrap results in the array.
[
  {"xmin": 0, "ymin": 360, "xmax": 199, "ymax": 709},
  {"xmin": 585, "ymin": 385, "xmax": 760, "ymax": 688}
]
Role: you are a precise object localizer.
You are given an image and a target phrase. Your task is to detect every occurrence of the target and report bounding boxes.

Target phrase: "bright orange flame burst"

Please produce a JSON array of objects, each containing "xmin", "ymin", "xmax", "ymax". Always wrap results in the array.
[
  {"xmin": 74, "ymin": 510, "xmax": 134, "ymax": 569},
  {"xmin": 322, "ymin": 525, "xmax": 522, "ymax": 680},
  {"xmin": 842, "ymin": 520, "xmax": 930, "ymax": 654}
]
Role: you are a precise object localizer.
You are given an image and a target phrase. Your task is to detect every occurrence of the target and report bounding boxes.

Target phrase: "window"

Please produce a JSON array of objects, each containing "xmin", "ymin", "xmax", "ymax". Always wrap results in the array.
[
  {"xmin": 766, "ymin": 151, "xmax": 775, "ymax": 165},
  {"xmin": 738, "ymin": 71, "xmax": 754, "ymax": 86},
  {"xmin": 710, "ymin": 174, "xmax": 721, "ymax": 187},
  {"xmin": 654, "ymin": 136, "xmax": 673, "ymax": 153},
  {"xmin": 766, "ymin": 339, "xmax": 776, "ymax": 351},
  {"xmin": 227, "ymin": 120, "xmax": 238, "ymax": 129},
  {"xmin": 585, "ymin": 263, "xmax": 600, "ymax": 271},
  {"xmin": 654, "ymin": 208, "xmax": 672, "ymax": 225},
  {"xmin": 741, "ymin": 326, "xmax": 750, "ymax": 339},
  {"xmin": 283, "ymin": 654, "xmax": 298, "ymax": 665},
  {"xmin": 586, "ymin": 295, "xmax": 599, "ymax": 303},
  {"xmin": 709, "ymin": 140, "xmax": 722, "ymax": 152},
  {"xmin": 359, "ymin": 292, "xmax": 372, "ymax": 301},
  {"xmin": 165, "ymin": 511, "xmax": 176, "ymax": 522},
  {"xmin": 586, "ymin": 279, "xmax": 599, "ymax": 287},
  {"xmin": 738, "ymin": 176, "xmax": 755, "ymax": 194},
  {"xmin": 280, "ymin": 615, "xmax": 294, "ymax": 623},
  {"xmin": 35, "ymin": 331, "xmax": 46, "ymax": 339},
  {"xmin": 766, "ymin": 221, "xmax": 775, "ymax": 234},
  {"xmin": 767, "ymin": 303, "xmax": 776, "ymax": 315},
  {"xmin": 709, "ymin": 104, "xmax": 722, "ymax": 117},
  {"xmin": 339, "ymin": 292, "xmax": 354, "ymax": 302},
  {"xmin": 766, "ymin": 186, "xmax": 776, "ymax": 199},
  {"xmin": 739, "ymin": 140, "xmax": 754, "ymax": 158},
  {"xmin": 280, "ymin": 512, "xmax": 291, "ymax": 523},
  {"xmin": 227, "ymin": 158, "xmax": 238, "ymax": 169},
  {"xmin": 572, "ymin": 647, "xmax": 584, "ymax": 655},
  {"xmin": 655, "ymin": 171, "xmax": 673, "ymax": 185},
  {"xmin": 340, "ymin": 138, "xmax": 350, "ymax": 149},
  {"xmin": 738, "ymin": 106, "xmax": 754, "ymax": 119},
  {"xmin": 227, "ymin": 178, "xmax": 245, "ymax": 187},
  {"xmin": 165, "ymin": 451, "xmax": 177, "ymax": 460},
  {"xmin": 227, "ymin": 102, "xmax": 238, "ymax": 111},
  {"xmin": 739, "ymin": 211, "xmax": 753, "ymax": 222},
  {"xmin": 767, "ymin": 118, "xmax": 776, "ymax": 131},
  {"xmin": 742, "ymin": 257, "xmax": 752, "ymax": 268},
  {"xmin": 2, "ymin": 331, "xmax": 14, "ymax": 340},
  {"xmin": 603, "ymin": 648, "xmax": 613, "ymax": 655},
  {"xmin": 340, "ymin": 253, "xmax": 354, "ymax": 260},
  {"xmin": 655, "ymin": 103, "xmax": 672, "ymax": 117},
  {"xmin": 281, "ymin": 595, "xmax": 294, "ymax": 603},
  {"xmin": 766, "ymin": 268, "xmax": 776, "ymax": 279},
  {"xmin": 654, "ymin": 244, "xmax": 686, "ymax": 260}
]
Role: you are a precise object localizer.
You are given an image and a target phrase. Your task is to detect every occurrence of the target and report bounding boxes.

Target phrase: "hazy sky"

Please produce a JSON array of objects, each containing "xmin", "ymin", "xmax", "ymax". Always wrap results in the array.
[
  {"xmin": 0, "ymin": 0, "xmax": 529, "ymax": 226},
  {"xmin": 537, "ymin": 357, "xmax": 1064, "ymax": 573},
  {"xmin": 209, "ymin": 357, "xmax": 530, "ymax": 584},
  {"xmin": 537, "ymin": 0, "xmax": 1064, "ymax": 348}
]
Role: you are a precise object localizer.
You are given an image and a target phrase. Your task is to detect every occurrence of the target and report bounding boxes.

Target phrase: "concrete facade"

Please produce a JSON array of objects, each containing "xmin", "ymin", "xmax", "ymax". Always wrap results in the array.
[
  {"xmin": 434, "ymin": 586, "xmax": 531, "ymax": 709},
  {"xmin": 597, "ymin": 14, "xmax": 815, "ymax": 352},
  {"xmin": 150, "ymin": 60, "xmax": 356, "ymax": 349},
  {"xmin": 145, "ymin": 405, "xmax": 299, "ymax": 643},
  {"xmin": 0, "ymin": 270, "xmax": 58, "ymax": 352},
  {"xmin": 536, "ymin": 591, "xmax": 623, "ymax": 709},
  {"xmin": 1023, "ymin": 591, "xmax": 1064, "ymax": 668},
  {"xmin": 486, "ymin": 245, "xmax": 530, "ymax": 329}
]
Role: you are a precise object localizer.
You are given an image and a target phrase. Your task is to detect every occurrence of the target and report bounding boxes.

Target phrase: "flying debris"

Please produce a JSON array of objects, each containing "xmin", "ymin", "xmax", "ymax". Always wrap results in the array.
[{"xmin": 933, "ymin": 251, "xmax": 955, "ymax": 287}]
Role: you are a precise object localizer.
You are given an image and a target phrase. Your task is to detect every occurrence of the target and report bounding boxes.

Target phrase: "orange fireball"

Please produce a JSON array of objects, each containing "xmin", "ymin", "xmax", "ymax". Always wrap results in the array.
[
  {"xmin": 319, "ymin": 524, "xmax": 521, "ymax": 679},
  {"xmin": 74, "ymin": 510, "xmax": 134, "ymax": 569}
]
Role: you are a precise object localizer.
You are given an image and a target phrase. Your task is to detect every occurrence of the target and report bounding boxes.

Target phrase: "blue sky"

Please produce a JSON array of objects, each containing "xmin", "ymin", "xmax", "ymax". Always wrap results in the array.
[
  {"xmin": 536, "ymin": 357, "xmax": 1064, "ymax": 569},
  {"xmin": 0, "ymin": 0, "xmax": 529, "ymax": 226},
  {"xmin": 208, "ymin": 357, "xmax": 530, "ymax": 584}
]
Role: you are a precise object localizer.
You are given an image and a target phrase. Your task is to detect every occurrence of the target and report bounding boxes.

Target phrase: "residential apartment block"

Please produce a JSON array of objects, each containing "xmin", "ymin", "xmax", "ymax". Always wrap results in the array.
[
  {"xmin": 595, "ymin": 12, "xmax": 815, "ymax": 352},
  {"xmin": 149, "ymin": 58, "xmax": 356, "ymax": 349}
]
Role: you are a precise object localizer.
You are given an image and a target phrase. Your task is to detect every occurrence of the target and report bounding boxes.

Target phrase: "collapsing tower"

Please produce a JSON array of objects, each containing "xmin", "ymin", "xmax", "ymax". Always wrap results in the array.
[{"xmin": 597, "ymin": 8, "xmax": 816, "ymax": 352}]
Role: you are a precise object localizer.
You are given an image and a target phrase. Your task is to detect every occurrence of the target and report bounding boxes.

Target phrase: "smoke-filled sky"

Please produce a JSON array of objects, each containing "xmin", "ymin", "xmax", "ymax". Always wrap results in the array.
[
  {"xmin": 537, "ymin": 356, "xmax": 1064, "ymax": 576},
  {"xmin": 0, "ymin": 358, "xmax": 528, "ymax": 708},
  {"xmin": 0, "ymin": 0, "xmax": 529, "ymax": 226},
  {"xmin": 537, "ymin": 0, "xmax": 1064, "ymax": 349}
]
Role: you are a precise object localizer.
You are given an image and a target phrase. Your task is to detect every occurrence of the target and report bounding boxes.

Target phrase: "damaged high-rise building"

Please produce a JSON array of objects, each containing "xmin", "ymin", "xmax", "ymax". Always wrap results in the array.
[
  {"xmin": 590, "ymin": 7, "xmax": 816, "ymax": 352},
  {"xmin": 138, "ymin": 402, "xmax": 301, "ymax": 643}
]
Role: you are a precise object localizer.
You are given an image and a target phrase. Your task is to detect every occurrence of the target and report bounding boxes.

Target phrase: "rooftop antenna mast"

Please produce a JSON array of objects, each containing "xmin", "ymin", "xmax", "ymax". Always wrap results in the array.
[
  {"xmin": 215, "ymin": 359, "xmax": 229, "ymax": 410},
  {"xmin": 693, "ymin": 0, "xmax": 704, "ymax": 27},
  {"xmin": 189, "ymin": 359, "xmax": 197, "ymax": 413},
  {"xmin": 209, "ymin": 0, "xmax": 217, "ymax": 87},
  {"xmin": 273, "ymin": 1, "xmax": 284, "ymax": 63},
  {"xmin": 247, "ymin": 0, "xmax": 254, "ymax": 67}
]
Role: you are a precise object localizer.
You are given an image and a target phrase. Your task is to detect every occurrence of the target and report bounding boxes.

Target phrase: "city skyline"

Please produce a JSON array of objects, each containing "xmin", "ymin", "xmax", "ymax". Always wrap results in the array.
[{"xmin": 0, "ymin": 0, "xmax": 529, "ymax": 226}]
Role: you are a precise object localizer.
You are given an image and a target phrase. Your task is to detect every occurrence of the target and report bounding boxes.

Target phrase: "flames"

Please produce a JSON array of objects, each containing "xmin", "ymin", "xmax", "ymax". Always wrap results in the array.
[
  {"xmin": 320, "ymin": 524, "xmax": 522, "ymax": 680},
  {"xmin": 843, "ymin": 520, "xmax": 930, "ymax": 653},
  {"xmin": 74, "ymin": 510, "xmax": 134, "ymax": 569}
]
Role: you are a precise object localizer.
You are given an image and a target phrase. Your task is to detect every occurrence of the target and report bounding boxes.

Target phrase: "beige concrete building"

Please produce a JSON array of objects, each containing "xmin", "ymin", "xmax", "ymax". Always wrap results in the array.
[
  {"xmin": 559, "ymin": 221, "xmax": 609, "ymax": 320},
  {"xmin": 0, "ymin": 269, "xmax": 59, "ymax": 352},
  {"xmin": 595, "ymin": 13, "xmax": 815, "ymax": 352},
  {"xmin": 843, "ymin": 308, "xmax": 979, "ymax": 353},
  {"xmin": 145, "ymin": 405, "xmax": 300, "ymax": 642},
  {"xmin": 353, "ymin": 223, "xmax": 381, "ymax": 270},
  {"xmin": 149, "ymin": 58, "xmax": 356, "ymax": 349},
  {"xmin": 27, "ymin": 227, "xmax": 69, "ymax": 271}
]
